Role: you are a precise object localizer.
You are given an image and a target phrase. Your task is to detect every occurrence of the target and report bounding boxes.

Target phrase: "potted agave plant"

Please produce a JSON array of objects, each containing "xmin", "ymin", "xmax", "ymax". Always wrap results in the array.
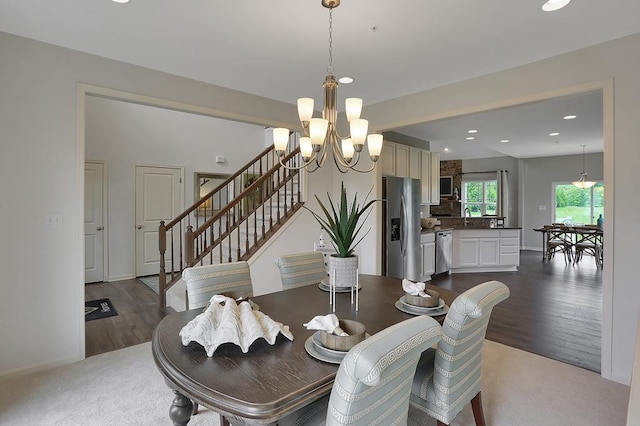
[{"xmin": 305, "ymin": 182, "xmax": 377, "ymax": 288}]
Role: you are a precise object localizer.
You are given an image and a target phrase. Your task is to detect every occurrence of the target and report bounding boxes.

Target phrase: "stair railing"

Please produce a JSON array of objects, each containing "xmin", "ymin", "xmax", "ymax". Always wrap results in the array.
[{"xmin": 158, "ymin": 140, "xmax": 303, "ymax": 307}]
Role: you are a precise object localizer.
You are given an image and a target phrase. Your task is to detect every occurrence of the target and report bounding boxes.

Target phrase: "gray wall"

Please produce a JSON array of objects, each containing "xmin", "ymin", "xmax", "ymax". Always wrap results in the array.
[{"xmin": 520, "ymin": 152, "xmax": 603, "ymax": 250}]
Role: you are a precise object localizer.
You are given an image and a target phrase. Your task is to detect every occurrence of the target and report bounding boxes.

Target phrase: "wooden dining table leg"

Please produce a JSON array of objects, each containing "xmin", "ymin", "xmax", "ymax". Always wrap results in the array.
[{"xmin": 169, "ymin": 390, "xmax": 193, "ymax": 426}]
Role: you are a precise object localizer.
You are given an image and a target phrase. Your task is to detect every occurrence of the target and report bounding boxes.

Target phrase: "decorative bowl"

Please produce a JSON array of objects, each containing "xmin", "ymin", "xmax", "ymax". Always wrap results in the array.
[
  {"xmin": 421, "ymin": 217, "xmax": 438, "ymax": 229},
  {"xmin": 319, "ymin": 319, "xmax": 366, "ymax": 351},
  {"xmin": 405, "ymin": 289, "xmax": 440, "ymax": 308}
]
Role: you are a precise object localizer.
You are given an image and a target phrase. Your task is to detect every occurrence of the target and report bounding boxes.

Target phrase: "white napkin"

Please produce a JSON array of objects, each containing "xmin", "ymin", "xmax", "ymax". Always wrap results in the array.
[
  {"xmin": 304, "ymin": 313, "xmax": 348, "ymax": 336},
  {"xmin": 402, "ymin": 279, "xmax": 430, "ymax": 298}
]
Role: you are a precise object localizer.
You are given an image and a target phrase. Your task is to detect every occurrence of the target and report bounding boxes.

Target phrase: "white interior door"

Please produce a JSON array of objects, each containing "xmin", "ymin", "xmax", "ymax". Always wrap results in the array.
[
  {"xmin": 135, "ymin": 165, "xmax": 183, "ymax": 277},
  {"xmin": 84, "ymin": 162, "xmax": 105, "ymax": 283}
]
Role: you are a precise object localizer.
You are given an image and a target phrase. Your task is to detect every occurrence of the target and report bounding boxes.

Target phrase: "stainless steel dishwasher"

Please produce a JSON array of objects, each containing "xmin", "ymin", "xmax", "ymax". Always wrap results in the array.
[{"xmin": 435, "ymin": 230, "xmax": 453, "ymax": 274}]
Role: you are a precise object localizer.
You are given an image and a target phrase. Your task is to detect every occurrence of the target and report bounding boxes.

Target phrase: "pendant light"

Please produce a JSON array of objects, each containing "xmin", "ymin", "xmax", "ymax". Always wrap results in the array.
[{"xmin": 572, "ymin": 145, "xmax": 596, "ymax": 188}]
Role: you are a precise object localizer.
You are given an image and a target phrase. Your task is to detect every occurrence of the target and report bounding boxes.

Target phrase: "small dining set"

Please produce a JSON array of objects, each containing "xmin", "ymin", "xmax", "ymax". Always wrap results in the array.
[
  {"xmin": 152, "ymin": 251, "xmax": 511, "ymax": 426},
  {"xmin": 534, "ymin": 223, "xmax": 604, "ymax": 268}
]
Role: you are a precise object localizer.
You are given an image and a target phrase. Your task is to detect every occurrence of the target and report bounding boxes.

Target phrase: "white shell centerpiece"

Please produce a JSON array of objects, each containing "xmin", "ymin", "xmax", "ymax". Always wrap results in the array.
[{"xmin": 179, "ymin": 295, "xmax": 294, "ymax": 356}]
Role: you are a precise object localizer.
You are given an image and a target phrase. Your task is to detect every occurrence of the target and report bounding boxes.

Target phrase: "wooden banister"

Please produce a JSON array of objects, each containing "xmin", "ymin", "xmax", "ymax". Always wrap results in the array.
[{"xmin": 158, "ymin": 141, "xmax": 304, "ymax": 308}]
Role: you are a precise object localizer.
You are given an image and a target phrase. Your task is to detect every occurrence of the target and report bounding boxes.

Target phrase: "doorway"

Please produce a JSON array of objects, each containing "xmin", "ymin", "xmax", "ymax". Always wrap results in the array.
[
  {"xmin": 135, "ymin": 164, "xmax": 184, "ymax": 277},
  {"xmin": 84, "ymin": 161, "xmax": 106, "ymax": 283}
]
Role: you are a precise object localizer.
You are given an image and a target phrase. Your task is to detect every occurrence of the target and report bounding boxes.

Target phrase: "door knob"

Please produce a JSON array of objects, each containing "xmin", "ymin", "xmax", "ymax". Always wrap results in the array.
[
  {"xmin": 137, "ymin": 225, "xmax": 142, "ymax": 229},
  {"xmin": 96, "ymin": 227, "xmax": 103, "ymax": 231}
]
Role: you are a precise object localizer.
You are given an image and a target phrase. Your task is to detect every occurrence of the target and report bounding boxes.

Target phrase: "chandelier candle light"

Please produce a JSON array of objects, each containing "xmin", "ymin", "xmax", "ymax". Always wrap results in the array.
[{"xmin": 273, "ymin": 0, "xmax": 383, "ymax": 173}]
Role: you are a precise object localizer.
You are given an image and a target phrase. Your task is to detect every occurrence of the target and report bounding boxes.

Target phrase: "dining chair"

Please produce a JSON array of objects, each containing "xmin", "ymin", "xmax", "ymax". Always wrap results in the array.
[
  {"xmin": 275, "ymin": 251, "xmax": 327, "ymax": 290},
  {"xmin": 279, "ymin": 315, "xmax": 443, "ymax": 426},
  {"xmin": 181, "ymin": 260, "xmax": 253, "ymax": 421},
  {"xmin": 573, "ymin": 226, "xmax": 603, "ymax": 268},
  {"xmin": 544, "ymin": 224, "xmax": 573, "ymax": 263},
  {"xmin": 409, "ymin": 280, "xmax": 510, "ymax": 426},
  {"xmin": 182, "ymin": 261, "xmax": 254, "ymax": 310}
]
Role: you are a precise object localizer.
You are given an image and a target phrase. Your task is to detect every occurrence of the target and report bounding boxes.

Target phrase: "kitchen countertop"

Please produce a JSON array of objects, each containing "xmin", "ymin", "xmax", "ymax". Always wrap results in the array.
[{"xmin": 421, "ymin": 226, "xmax": 521, "ymax": 233}]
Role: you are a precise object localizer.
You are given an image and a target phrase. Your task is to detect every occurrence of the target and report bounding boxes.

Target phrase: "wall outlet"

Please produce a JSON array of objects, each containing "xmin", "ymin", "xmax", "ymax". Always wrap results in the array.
[{"xmin": 45, "ymin": 213, "xmax": 63, "ymax": 229}]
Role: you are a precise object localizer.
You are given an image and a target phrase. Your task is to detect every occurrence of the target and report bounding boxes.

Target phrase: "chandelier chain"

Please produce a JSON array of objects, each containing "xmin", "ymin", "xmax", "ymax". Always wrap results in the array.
[{"xmin": 328, "ymin": 7, "xmax": 333, "ymax": 73}]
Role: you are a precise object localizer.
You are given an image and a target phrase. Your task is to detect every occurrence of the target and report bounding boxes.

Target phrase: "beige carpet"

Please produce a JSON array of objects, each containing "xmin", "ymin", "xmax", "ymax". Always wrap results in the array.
[{"xmin": 0, "ymin": 340, "xmax": 630, "ymax": 426}]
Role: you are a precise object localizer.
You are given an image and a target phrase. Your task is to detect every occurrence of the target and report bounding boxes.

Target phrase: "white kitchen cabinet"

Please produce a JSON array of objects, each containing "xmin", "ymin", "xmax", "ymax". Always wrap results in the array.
[
  {"xmin": 500, "ymin": 229, "xmax": 520, "ymax": 267},
  {"xmin": 409, "ymin": 147, "xmax": 421, "ymax": 180},
  {"xmin": 429, "ymin": 151, "xmax": 440, "ymax": 204},
  {"xmin": 452, "ymin": 229, "xmax": 518, "ymax": 272},
  {"xmin": 380, "ymin": 141, "xmax": 440, "ymax": 204},
  {"xmin": 380, "ymin": 142, "xmax": 396, "ymax": 176},
  {"xmin": 395, "ymin": 144, "xmax": 410, "ymax": 177},
  {"xmin": 420, "ymin": 232, "xmax": 436, "ymax": 281}
]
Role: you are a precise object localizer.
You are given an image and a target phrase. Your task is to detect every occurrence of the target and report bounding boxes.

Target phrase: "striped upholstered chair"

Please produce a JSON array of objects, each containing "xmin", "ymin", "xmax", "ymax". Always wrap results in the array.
[
  {"xmin": 275, "ymin": 251, "xmax": 327, "ymax": 290},
  {"xmin": 182, "ymin": 261, "xmax": 253, "ymax": 310},
  {"xmin": 409, "ymin": 280, "xmax": 510, "ymax": 426},
  {"xmin": 181, "ymin": 261, "xmax": 254, "ymax": 419},
  {"xmin": 279, "ymin": 315, "xmax": 443, "ymax": 426}
]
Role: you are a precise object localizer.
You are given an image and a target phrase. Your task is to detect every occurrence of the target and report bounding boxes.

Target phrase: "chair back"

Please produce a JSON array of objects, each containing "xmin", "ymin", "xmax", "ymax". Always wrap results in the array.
[
  {"xmin": 427, "ymin": 281, "xmax": 509, "ymax": 420},
  {"xmin": 275, "ymin": 252, "xmax": 327, "ymax": 290},
  {"xmin": 326, "ymin": 316, "xmax": 443, "ymax": 426},
  {"xmin": 182, "ymin": 261, "xmax": 253, "ymax": 309}
]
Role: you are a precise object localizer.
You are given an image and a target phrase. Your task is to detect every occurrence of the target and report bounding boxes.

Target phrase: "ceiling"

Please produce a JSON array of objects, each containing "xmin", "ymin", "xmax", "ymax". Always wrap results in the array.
[{"xmin": 1, "ymin": 1, "xmax": 637, "ymax": 159}]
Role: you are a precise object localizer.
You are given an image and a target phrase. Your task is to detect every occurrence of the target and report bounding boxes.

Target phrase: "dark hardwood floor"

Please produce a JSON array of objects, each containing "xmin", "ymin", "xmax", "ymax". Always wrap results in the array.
[
  {"xmin": 85, "ymin": 278, "xmax": 174, "ymax": 357},
  {"xmin": 85, "ymin": 249, "xmax": 602, "ymax": 372},
  {"xmin": 430, "ymin": 249, "xmax": 602, "ymax": 373}
]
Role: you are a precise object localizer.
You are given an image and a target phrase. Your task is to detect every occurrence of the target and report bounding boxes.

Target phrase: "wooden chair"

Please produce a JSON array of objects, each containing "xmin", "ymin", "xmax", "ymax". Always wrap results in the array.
[
  {"xmin": 278, "ymin": 316, "xmax": 443, "ymax": 425},
  {"xmin": 409, "ymin": 280, "xmax": 510, "ymax": 426},
  {"xmin": 544, "ymin": 224, "xmax": 574, "ymax": 263},
  {"xmin": 275, "ymin": 251, "xmax": 328, "ymax": 290},
  {"xmin": 181, "ymin": 261, "xmax": 254, "ymax": 422},
  {"xmin": 573, "ymin": 226, "xmax": 603, "ymax": 268}
]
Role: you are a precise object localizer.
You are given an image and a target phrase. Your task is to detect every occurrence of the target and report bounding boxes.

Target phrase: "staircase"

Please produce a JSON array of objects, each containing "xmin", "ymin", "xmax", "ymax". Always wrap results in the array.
[{"xmin": 157, "ymin": 141, "xmax": 304, "ymax": 307}]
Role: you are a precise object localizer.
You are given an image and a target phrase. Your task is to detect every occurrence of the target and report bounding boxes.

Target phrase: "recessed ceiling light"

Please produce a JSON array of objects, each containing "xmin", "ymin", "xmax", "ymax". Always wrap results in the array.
[
  {"xmin": 468, "ymin": 129, "xmax": 478, "ymax": 134},
  {"xmin": 466, "ymin": 137, "xmax": 475, "ymax": 140},
  {"xmin": 444, "ymin": 148, "xmax": 449, "ymax": 152},
  {"xmin": 549, "ymin": 132, "xmax": 560, "ymax": 136},
  {"xmin": 338, "ymin": 77, "xmax": 353, "ymax": 84},
  {"xmin": 542, "ymin": 0, "xmax": 571, "ymax": 12},
  {"xmin": 563, "ymin": 115, "xmax": 577, "ymax": 120},
  {"xmin": 112, "ymin": 0, "xmax": 130, "ymax": 3},
  {"xmin": 501, "ymin": 139, "xmax": 510, "ymax": 143}
]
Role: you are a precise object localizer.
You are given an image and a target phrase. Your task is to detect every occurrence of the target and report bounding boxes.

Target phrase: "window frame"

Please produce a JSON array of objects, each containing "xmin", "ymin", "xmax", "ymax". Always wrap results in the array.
[
  {"xmin": 462, "ymin": 179, "xmax": 498, "ymax": 216},
  {"xmin": 552, "ymin": 181, "xmax": 604, "ymax": 225}
]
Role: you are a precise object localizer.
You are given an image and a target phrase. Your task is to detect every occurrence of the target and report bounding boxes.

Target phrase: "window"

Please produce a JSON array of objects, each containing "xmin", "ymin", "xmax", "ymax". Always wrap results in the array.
[
  {"xmin": 553, "ymin": 182, "xmax": 604, "ymax": 225},
  {"xmin": 462, "ymin": 179, "xmax": 497, "ymax": 216}
]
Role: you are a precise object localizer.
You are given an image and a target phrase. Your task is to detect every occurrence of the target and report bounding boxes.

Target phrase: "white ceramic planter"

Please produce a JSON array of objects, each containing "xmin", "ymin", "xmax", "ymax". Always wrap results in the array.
[{"xmin": 329, "ymin": 255, "xmax": 358, "ymax": 289}]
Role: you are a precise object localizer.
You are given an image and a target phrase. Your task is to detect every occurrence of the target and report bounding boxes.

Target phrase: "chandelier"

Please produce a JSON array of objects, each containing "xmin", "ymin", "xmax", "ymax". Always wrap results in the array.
[
  {"xmin": 272, "ymin": 0, "xmax": 383, "ymax": 173},
  {"xmin": 572, "ymin": 145, "xmax": 596, "ymax": 189}
]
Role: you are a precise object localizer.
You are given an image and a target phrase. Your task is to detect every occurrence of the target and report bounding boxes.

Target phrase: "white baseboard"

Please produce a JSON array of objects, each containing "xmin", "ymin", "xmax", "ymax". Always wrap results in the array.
[{"xmin": 0, "ymin": 352, "xmax": 83, "ymax": 384}]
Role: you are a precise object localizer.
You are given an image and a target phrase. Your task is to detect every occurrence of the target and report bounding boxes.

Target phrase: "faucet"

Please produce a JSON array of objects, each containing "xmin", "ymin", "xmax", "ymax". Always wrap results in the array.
[{"xmin": 464, "ymin": 207, "xmax": 471, "ymax": 227}]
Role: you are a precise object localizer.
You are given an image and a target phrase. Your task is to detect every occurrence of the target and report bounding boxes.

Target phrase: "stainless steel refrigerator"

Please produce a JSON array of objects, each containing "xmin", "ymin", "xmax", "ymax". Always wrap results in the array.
[{"xmin": 382, "ymin": 176, "xmax": 422, "ymax": 281}]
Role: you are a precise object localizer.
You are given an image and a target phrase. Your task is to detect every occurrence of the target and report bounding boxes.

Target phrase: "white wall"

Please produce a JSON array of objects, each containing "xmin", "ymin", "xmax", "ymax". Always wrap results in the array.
[
  {"xmin": 0, "ymin": 31, "xmax": 296, "ymax": 378},
  {"xmin": 367, "ymin": 32, "xmax": 640, "ymax": 384},
  {"xmin": 520, "ymin": 153, "xmax": 604, "ymax": 250},
  {"xmin": 85, "ymin": 97, "xmax": 266, "ymax": 281},
  {"xmin": 2, "ymin": 26, "xmax": 638, "ymax": 386}
]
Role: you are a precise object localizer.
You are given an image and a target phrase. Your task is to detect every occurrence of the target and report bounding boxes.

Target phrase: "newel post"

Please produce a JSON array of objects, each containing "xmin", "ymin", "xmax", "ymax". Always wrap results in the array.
[{"xmin": 186, "ymin": 225, "xmax": 195, "ymax": 268}]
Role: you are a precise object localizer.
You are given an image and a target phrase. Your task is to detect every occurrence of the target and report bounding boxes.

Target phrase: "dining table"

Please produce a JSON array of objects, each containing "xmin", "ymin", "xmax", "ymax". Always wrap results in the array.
[
  {"xmin": 152, "ymin": 274, "xmax": 458, "ymax": 426},
  {"xmin": 533, "ymin": 225, "xmax": 603, "ymax": 264}
]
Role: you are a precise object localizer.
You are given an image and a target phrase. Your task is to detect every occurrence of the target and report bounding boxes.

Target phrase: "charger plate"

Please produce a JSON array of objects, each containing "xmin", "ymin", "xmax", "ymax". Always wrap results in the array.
[
  {"xmin": 395, "ymin": 300, "xmax": 449, "ymax": 317},
  {"xmin": 305, "ymin": 331, "xmax": 370, "ymax": 364}
]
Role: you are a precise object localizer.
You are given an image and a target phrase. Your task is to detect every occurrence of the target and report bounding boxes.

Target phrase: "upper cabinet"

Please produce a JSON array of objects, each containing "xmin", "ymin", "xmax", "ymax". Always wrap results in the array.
[{"xmin": 380, "ymin": 141, "xmax": 440, "ymax": 204}]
